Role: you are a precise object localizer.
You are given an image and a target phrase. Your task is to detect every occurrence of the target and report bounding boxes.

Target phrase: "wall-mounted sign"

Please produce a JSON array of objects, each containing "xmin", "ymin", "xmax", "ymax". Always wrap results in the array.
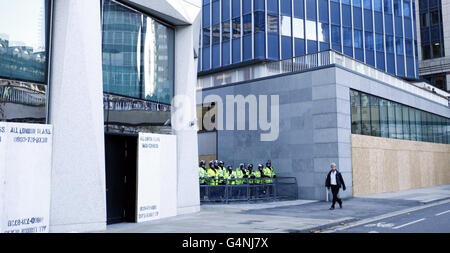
[
  {"xmin": 0, "ymin": 122, "xmax": 52, "ymax": 233},
  {"xmin": 137, "ymin": 133, "xmax": 177, "ymax": 223}
]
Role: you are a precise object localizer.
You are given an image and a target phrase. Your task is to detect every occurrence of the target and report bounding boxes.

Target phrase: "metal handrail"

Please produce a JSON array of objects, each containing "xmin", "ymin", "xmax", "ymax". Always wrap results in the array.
[{"xmin": 199, "ymin": 177, "xmax": 298, "ymax": 203}]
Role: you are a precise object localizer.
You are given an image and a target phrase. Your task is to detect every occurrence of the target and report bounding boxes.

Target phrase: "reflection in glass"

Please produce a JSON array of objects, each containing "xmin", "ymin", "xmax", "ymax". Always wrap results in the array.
[
  {"xmin": 0, "ymin": 78, "xmax": 46, "ymax": 123},
  {"xmin": 281, "ymin": 16, "xmax": 292, "ymax": 37},
  {"xmin": 305, "ymin": 20, "xmax": 316, "ymax": 41},
  {"xmin": 102, "ymin": 0, "xmax": 174, "ymax": 105},
  {"xmin": 102, "ymin": 0, "xmax": 174, "ymax": 134},
  {"xmin": 0, "ymin": 0, "xmax": 49, "ymax": 83},
  {"xmin": 293, "ymin": 18, "xmax": 304, "ymax": 39}
]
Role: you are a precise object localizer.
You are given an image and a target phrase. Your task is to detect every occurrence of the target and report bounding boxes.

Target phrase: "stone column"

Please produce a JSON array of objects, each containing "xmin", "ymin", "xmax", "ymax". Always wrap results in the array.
[{"xmin": 48, "ymin": 0, "xmax": 106, "ymax": 232}]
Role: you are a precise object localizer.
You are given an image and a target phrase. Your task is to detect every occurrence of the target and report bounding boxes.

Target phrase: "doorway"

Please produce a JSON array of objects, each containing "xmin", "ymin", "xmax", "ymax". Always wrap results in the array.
[{"xmin": 105, "ymin": 134, "xmax": 137, "ymax": 224}]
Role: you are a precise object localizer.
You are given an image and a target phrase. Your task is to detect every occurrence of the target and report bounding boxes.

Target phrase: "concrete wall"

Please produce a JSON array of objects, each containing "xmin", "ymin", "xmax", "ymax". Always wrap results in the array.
[
  {"xmin": 351, "ymin": 134, "xmax": 450, "ymax": 196},
  {"xmin": 200, "ymin": 64, "xmax": 449, "ymax": 201}
]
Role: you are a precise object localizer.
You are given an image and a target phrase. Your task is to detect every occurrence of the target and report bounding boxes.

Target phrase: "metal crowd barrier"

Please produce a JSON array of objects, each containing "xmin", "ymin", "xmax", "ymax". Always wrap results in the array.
[{"xmin": 199, "ymin": 177, "xmax": 298, "ymax": 203}]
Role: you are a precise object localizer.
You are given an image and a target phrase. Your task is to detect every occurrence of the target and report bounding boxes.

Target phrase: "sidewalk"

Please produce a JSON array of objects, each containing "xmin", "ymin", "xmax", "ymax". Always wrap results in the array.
[{"xmin": 99, "ymin": 184, "xmax": 450, "ymax": 233}]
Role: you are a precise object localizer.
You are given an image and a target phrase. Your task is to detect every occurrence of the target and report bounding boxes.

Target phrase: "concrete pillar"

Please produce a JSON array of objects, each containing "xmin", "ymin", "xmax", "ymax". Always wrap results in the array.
[
  {"xmin": 48, "ymin": 0, "xmax": 106, "ymax": 232},
  {"xmin": 172, "ymin": 18, "xmax": 201, "ymax": 215}
]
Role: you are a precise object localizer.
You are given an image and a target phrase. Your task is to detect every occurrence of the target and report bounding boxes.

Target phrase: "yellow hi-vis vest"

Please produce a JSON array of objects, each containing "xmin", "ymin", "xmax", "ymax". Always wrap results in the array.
[
  {"xmin": 199, "ymin": 167, "xmax": 206, "ymax": 184},
  {"xmin": 253, "ymin": 170, "xmax": 262, "ymax": 184},
  {"xmin": 234, "ymin": 168, "xmax": 244, "ymax": 184},
  {"xmin": 224, "ymin": 170, "xmax": 236, "ymax": 184},
  {"xmin": 206, "ymin": 168, "xmax": 217, "ymax": 185},
  {"xmin": 263, "ymin": 167, "xmax": 276, "ymax": 183}
]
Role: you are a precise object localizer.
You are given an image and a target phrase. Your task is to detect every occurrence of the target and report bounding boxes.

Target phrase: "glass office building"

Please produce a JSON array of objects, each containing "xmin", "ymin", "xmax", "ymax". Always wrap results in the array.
[{"xmin": 199, "ymin": 0, "xmax": 419, "ymax": 79}]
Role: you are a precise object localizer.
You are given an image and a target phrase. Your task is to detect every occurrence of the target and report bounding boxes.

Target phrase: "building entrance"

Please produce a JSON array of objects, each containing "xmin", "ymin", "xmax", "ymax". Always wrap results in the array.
[{"xmin": 105, "ymin": 134, "xmax": 137, "ymax": 224}]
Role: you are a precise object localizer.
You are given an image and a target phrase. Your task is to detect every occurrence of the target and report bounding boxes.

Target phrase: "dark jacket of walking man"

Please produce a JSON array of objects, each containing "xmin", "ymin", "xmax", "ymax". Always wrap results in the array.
[{"xmin": 325, "ymin": 163, "xmax": 346, "ymax": 210}]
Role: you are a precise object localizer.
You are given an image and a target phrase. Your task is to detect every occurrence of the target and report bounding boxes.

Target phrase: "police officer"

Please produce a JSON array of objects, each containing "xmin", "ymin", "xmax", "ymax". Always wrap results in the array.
[
  {"xmin": 235, "ymin": 163, "xmax": 245, "ymax": 185},
  {"xmin": 256, "ymin": 164, "xmax": 265, "ymax": 184},
  {"xmin": 199, "ymin": 160, "xmax": 206, "ymax": 185},
  {"xmin": 224, "ymin": 165, "xmax": 236, "ymax": 185},
  {"xmin": 206, "ymin": 161, "xmax": 217, "ymax": 185},
  {"xmin": 218, "ymin": 161, "xmax": 226, "ymax": 184},
  {"xmin": 263, "ymin": 160, "xmax": 277, "ymax": 183},
  {"xmin": 247, "ymin": 164, "xmax": 255, "ymax": 184}
]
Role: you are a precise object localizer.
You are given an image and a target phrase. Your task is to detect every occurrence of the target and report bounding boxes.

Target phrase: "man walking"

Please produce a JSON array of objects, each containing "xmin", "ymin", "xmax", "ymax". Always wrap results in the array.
[{"xmin": 325, "ymin": 162, "xmax": 346, "ymax": 210}]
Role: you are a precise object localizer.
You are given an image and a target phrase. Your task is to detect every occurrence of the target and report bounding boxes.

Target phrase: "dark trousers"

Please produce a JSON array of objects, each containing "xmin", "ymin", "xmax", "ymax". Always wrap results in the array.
[{"xmin": 331, "ymin": 185, "xmax": 342, "ymax": 208}]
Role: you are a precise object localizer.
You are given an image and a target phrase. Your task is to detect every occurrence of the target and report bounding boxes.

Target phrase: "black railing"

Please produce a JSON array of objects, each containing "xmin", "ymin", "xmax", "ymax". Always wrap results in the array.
[{"xmin": 199, "ymin": 177, "xmax": 298, "ymax": 203}]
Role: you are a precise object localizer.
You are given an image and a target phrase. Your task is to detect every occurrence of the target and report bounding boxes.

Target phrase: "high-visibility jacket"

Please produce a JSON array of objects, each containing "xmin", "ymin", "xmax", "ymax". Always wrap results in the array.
[
  {"xmin": 224, "ymin": 170, "xmax": 236, "ymax": 184},
  {"xmin": 218, "ymin": 166, "xmax": 226, "ymax": 183},
  {"xmin": 252, "ymin": 170, "xmax": 262, "ymax": 184},
  {"xmin": 263, "ymin": 167, "xmax": 276, "ymax": 183},
  {"xmin": 206, "ymin": 168, "xmax": 217, "ymax": 185},
  {"xmin": 234, "ymin": 168, "xmax": 245, "ymax": 184},
  {"xmin": 199, "ymin": 167, "xmax": 206, "ymax": 184}
]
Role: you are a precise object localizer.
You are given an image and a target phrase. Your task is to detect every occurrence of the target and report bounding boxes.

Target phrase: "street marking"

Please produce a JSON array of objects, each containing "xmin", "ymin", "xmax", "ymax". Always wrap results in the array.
[
  {"xmin": 392, "ymin": 218, "xmax": 426, "ymax": 230},
  {"xmin": 435, "ymin": 210, "xmax": 450, "ymax": 216},
  {"xmin": 364, "ymin": 222, "xmax": 394, "ymax": 228},
  {"xmin": 320, "ymin": 199, "xmax": 450, "ymax": 233}
]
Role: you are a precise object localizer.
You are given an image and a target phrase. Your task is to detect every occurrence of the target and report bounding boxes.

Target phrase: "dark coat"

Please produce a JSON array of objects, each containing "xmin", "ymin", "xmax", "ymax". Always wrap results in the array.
[{"xmin": 325, "ymin": 170, "xmax": 346, "ymax": 190}]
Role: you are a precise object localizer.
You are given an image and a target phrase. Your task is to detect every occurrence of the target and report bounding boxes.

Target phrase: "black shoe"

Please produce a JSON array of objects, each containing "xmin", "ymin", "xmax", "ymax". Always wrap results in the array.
[
  {"xmin": 329, "ymin": 207, "xmax": 335, "ymax": 210},
  {"xmin": 339, "ymin": 203, "xmax": 342, "ymax": 209}
]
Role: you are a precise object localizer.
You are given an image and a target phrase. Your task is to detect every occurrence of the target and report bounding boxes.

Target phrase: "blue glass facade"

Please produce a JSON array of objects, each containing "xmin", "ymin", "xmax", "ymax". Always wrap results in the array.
[{"xmin": 198, "ymin": 0, "xmax": 418, "ymax": 79}]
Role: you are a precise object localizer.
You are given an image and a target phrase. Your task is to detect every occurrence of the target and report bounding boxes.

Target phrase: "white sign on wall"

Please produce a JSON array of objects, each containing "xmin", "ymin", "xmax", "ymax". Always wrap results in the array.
[
  {"xmin": 137, "ymin": 133, "xmax": 177, "ymax": 223},
  {"xmin": 0, "ymin": 122, "xmax": 53, "ymax": 233}
]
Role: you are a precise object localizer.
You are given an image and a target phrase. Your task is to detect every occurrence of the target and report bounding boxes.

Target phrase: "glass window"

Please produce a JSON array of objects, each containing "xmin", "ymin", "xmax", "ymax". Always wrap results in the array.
[
  {"xmin": 430, "ymin": 10, "xmax": 439, "ymax": 26},
  {"xmin": 354, "ymin": 29, "xmax": 363, "ymax": 48},
  {"xmin": 351, "ymin": 90, "xmax": 362, "ymax": 134},
  {"xmin": 293, "ymin": 18, "xmax": 305, "ymax": 39},
  {"xmin": 375, "ymin": 33, "xmax": 384, "ymax": 51},
  {"xmin": 421, "ymin": 13, "xmax": 429, "ymax": 28},
  {"xmin": 203, "ymin": 27, "xmax": 211, "ymax": 45},
  {"xmin": 380, "ymin": 98, "xmax": 389, "ymax": 137},
  {"xmin": 254, "ymin": 11, "xmax": 265, "ymax": 33},
  {"xmin": 422, "ymin": 44, "xmax": 430, "ymax": 59},
  {"xmin": 222, "ymin": 21, "xmax": 231, "ymax": 42},
  {"xmin": 222, "ymin": 0, "xmax": 230, "ymax": 20},
  {"xmin": 294, "ymin": 0, "xmax": 305, "ymax": 19},
  {"xmin": 343, "ymin": 27, "xmax": 352, "ymax": 47},
  {"xmin": 232, "ymin": 0, "xmax": 240, "ymax": 17},
  {"xmin": 365, "ymin": 32, "xmax": 374, "ymax": 50},
  {"xmin": 396, "ymin": 37, "xmax": 403, "ymax": 55},
  {"xmin": 281, "ymin": 16, "xmax": 292, "ymax": 37},
  {"xmin": 243, "ymin": 14, "xmax": 252, "ymax": 36},
  {"xmin": 254, "ymin": 0, "xmax": 265, "ymax": 11},
  {"xmin": 267, "ymin": 15, "xmax": 279, "ymax": 34},
  {"xmin": 267, "ymin": 0, "xmax": 278, "ymax": 14},
  {"xmin": 361, "ymin": 93, "xmax": 371, "ymax": 135},
  {"xmin": 305, "ymin": 20, "xmax": 317, "ymax": 40},
  {"xmin": 202, "ymin": 4, "xmax": 210, "ymax": 27},
  {"xmin": 306, "ymin": 0, "xmax": 317, "ymax": 21},
  {"xmin": 415, "ymin": 109, "xmax": 422, "ymax": 141},
  {"xmin": 403, "ymin": 1, "xmax": 411, "ymax": 17},
  {"xmin": 0, "ymin": 0, "xmax": 50, "ymax": 84},
  {"xmin": 212, "ymin": 24, "xmax": 220, "ymax": 44},
  {"xmin": 232, "ymin": 17, "xmax": 241, "ymax": 38},
  {"xmin": 409, "ymin": 108, "xmax": 416, "ymax": 141},
  {"xmin": 388, "ymin": 101, "xmax": 396, "ymax": 138},
  {"xmin": 354, "ymin": 0, "xmax": 362, "ymax": 7},
  {"xmin": 331, "ymin": 25, "xmax": 341, "ymax": 45},
  {"xmin": 402, "ymin": 105, "xmax": 410, "ymax": 140},
  {"xmin": 318, "ymin": 23, "xmax": 329, "ymax": 42},
  {"xmin": 281, "ymin": 0, "xmax": 292, "ymax": 15},
  {"xmin": 394, "ymin": 0, "xmax": 401, "ymax": 16},
  {"xmin": 102, "ymin": 1, "xmax": 174, "ymax": 104},
  {"xmin": 370, "ymin": 96, "xmax": 381, "ymax": 137},
  {"xmin": 395, "ymin": 102, "xmax": 403, "ymax": 139},
  {"xmin": 432, "ymin": 43, "xmax": 442, "ymax": 58},
  {"xmin": 384, "ymin": 0, "xmax": 392, "ymax": 14},
  {"xmin": 331, "ymin": 2, "xmax": 341, "ymax": 25},
  {"xmin": 374, "ymin": 0, "xmax": 382, "ymax": 12},
  {"xmin": 354, "ymin": 7, "xmax": 363, "ymax": 29},
  {"xmin": 212, "ymin": 0, "xmax": 220, "ymax": 25},
  {"xmin": 319, "ymin": 0, "xmax": 329, "ymax": 23},
  {"xmin": 242, "ymin": 0, "xmax": 251, "ymax": 14}
]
